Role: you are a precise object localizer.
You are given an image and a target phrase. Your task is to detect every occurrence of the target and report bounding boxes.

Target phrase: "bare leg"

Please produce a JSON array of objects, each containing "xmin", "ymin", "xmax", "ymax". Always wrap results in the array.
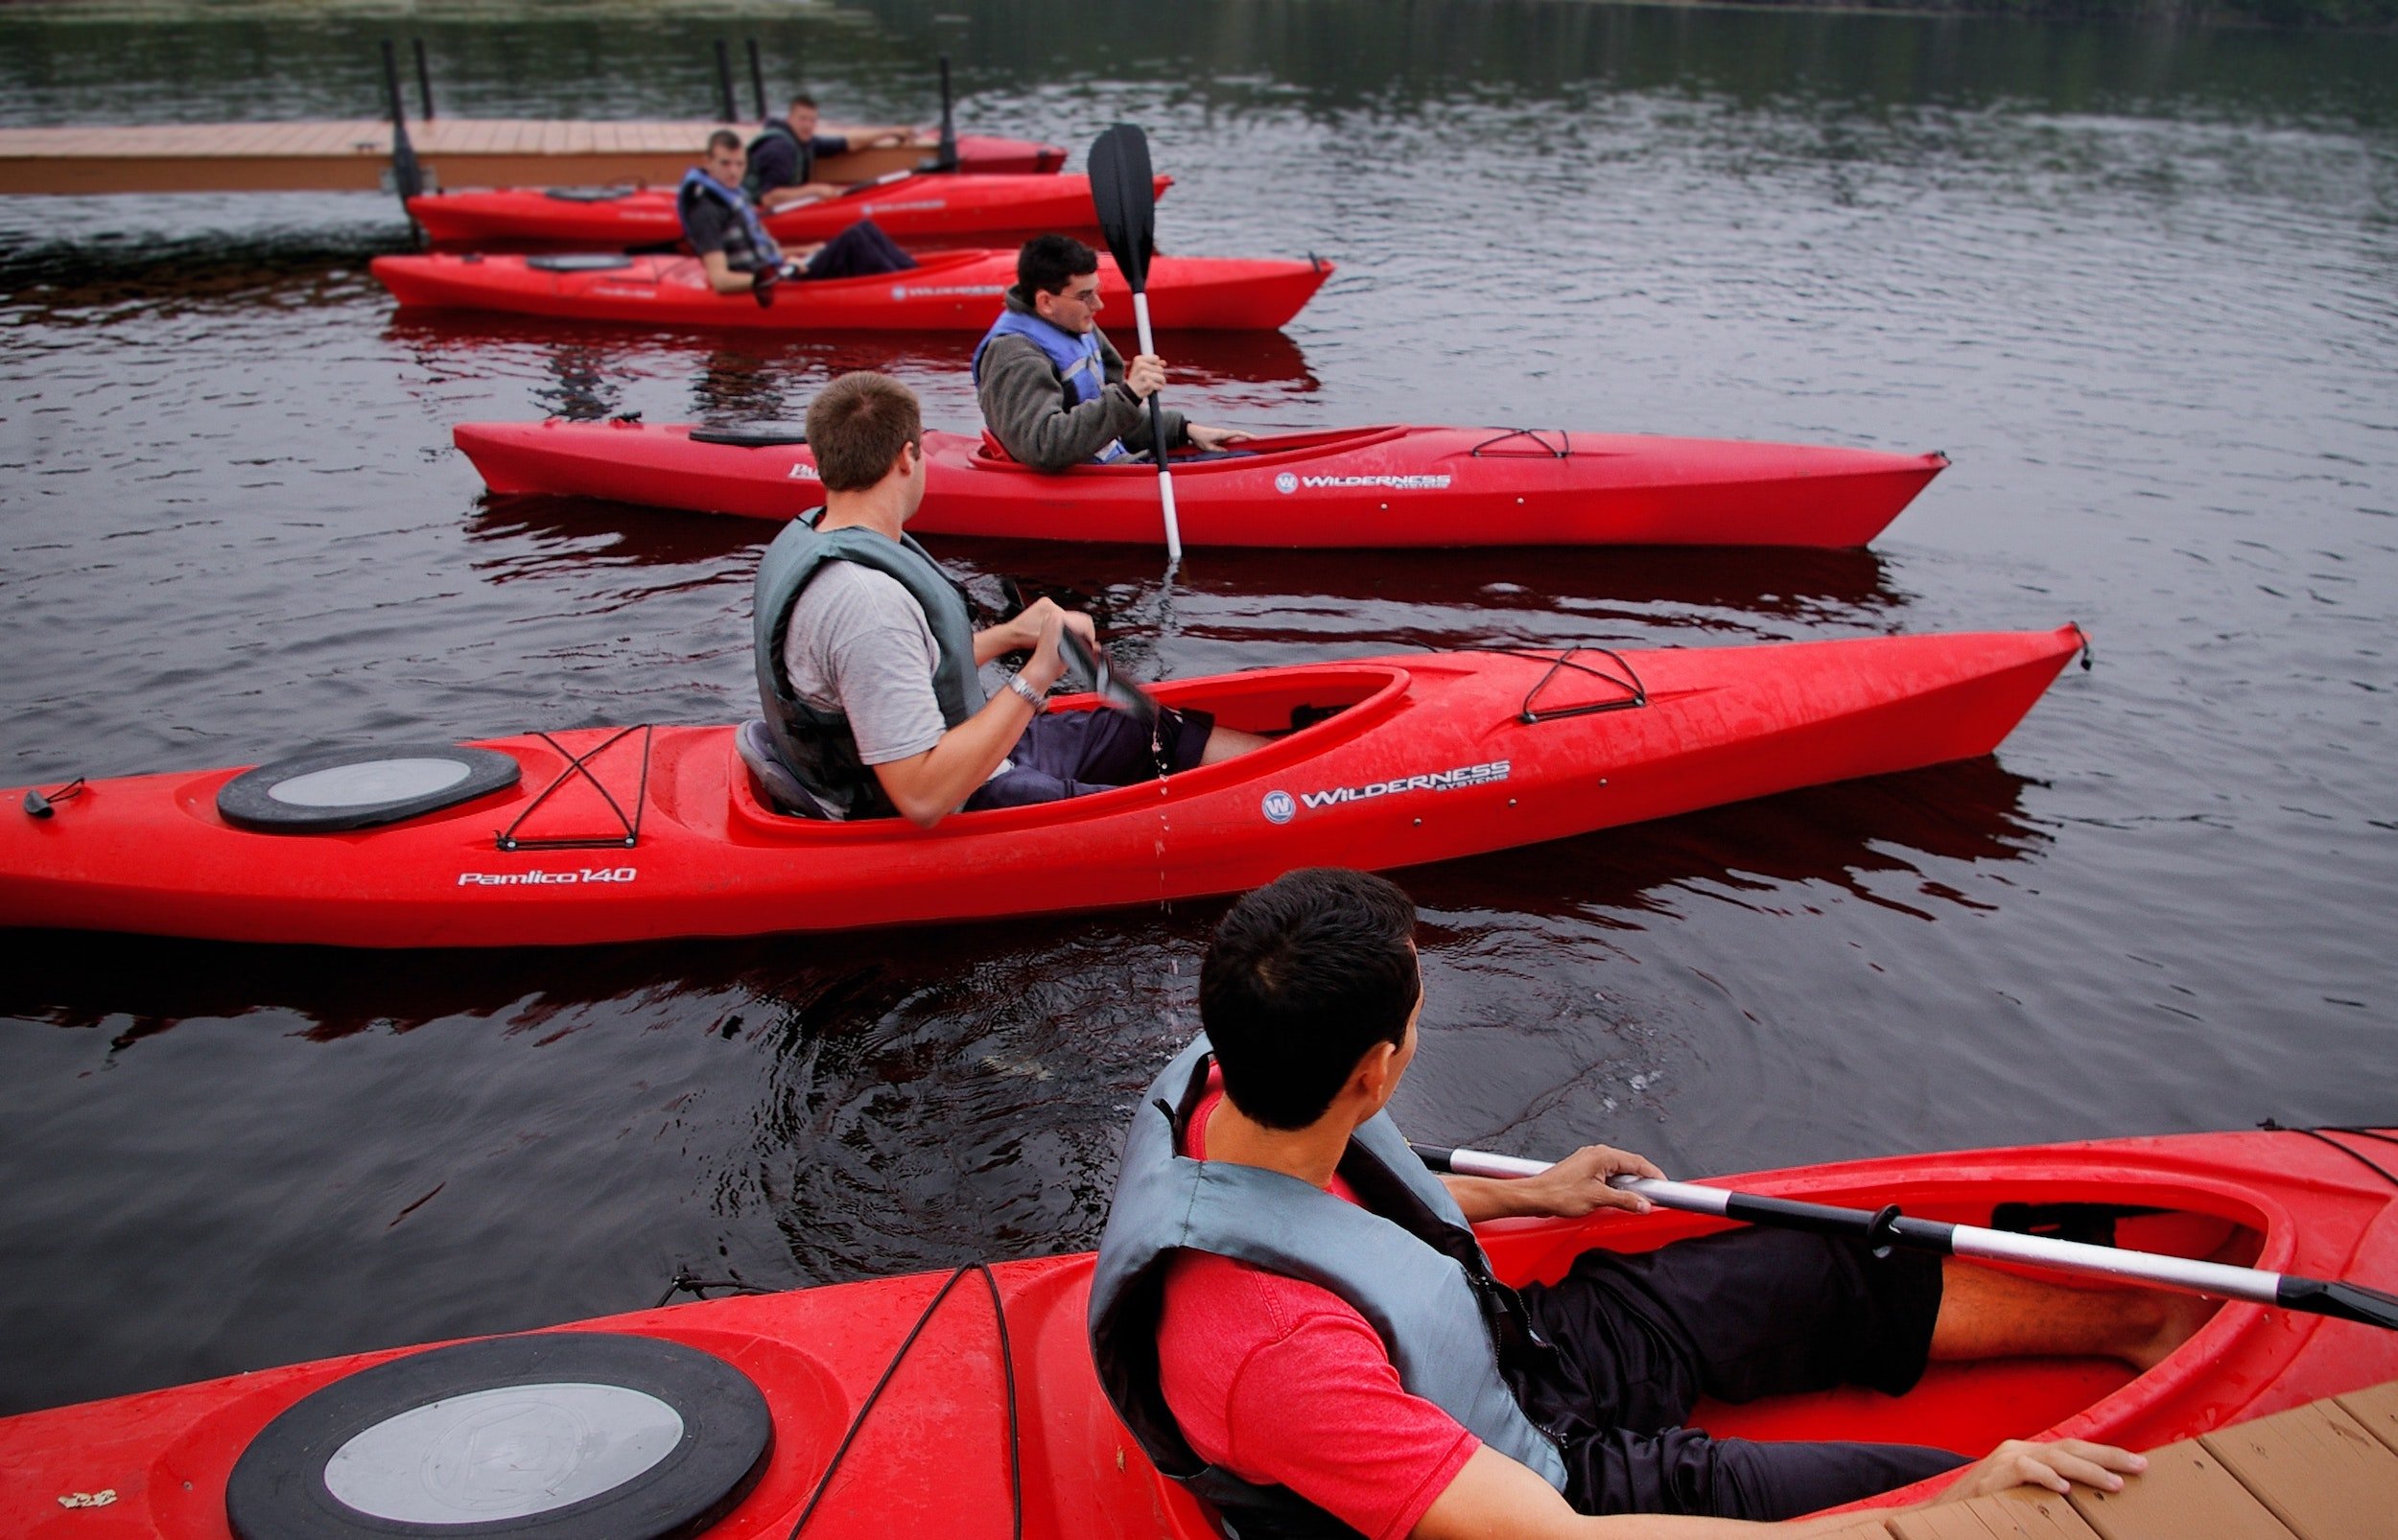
[
  {"xmin": 1931, "ymin": 1259, "xmax": 2217, "ymax": 1372},
  {"xmin": 1199, "ymin": 726, "xmax": 1274, "ymax": 765}
]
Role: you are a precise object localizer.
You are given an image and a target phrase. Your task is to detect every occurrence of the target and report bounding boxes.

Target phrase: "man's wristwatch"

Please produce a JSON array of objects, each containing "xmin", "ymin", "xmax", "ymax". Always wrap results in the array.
[{"xmin": 1005, "ymin": 674, "xmax": 1046, "ymax": 712}]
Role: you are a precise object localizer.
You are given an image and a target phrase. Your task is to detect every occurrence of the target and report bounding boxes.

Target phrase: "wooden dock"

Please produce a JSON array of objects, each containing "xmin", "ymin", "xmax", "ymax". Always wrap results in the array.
[
  {"xmin": 0, "ymin": 120, "xmax": 938, "ymax": 196},
  {"xmin": 1821, "ymin": 1380, "xmax": 2398, "ymax": 1540}
]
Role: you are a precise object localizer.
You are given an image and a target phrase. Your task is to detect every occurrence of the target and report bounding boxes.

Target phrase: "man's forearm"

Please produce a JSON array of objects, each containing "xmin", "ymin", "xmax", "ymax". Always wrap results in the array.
[
  {"xmin": 1440, "ymin": 1173, "xmax": 1545, "ymax": 1224},
  {"xmin": 871, "ymin": 691, "xmax": 1036, "ymax": 826},
  {"xmin": 972, "ymin": 620, "xmax": 1027, "ymax": 666}
]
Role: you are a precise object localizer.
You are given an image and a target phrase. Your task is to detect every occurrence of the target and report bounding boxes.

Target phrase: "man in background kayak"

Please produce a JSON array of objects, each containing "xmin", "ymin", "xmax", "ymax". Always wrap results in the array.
[
  {"xmin": 973, "ymin": 233, "xmax": 1251, "ymax": 471},
  {"xmin": 746, "ymin": 93, "xmax": 912, "ymax": 210},
  {"xmin": 749, "ymin": 372, "xmax": 1270, "ymax": 825},
  {"xmin": 680, "ymin": 130, "xmax": 916, "ymax": 306},
  {"xmin": 1091, "ymin": 868, "xmax": 2198, "ymax": 1540}
]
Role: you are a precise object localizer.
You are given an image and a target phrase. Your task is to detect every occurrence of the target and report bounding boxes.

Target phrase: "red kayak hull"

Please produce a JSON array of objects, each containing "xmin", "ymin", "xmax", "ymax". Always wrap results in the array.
[
  {"xmin": 3, "ymin": 1128, "xmax": 2391, "ymax": 1539},
  {"xmin": 369, "ymin": 247, "xmax": 1331, "ymax": 332},
  {"xmin": 409, "ymin": 174, "xmax": 1168, "ymax": 247},
  {"xmin": 910, "ymin": 132, "xmax": 1069, "ymax": 176},
  {"xmin": 0, "ymin": 629, "xmax": 2081, "ymax": 948},
  {"xmin": 456, "ymin": 420, "xmax": 1947, "ymax": 548}
]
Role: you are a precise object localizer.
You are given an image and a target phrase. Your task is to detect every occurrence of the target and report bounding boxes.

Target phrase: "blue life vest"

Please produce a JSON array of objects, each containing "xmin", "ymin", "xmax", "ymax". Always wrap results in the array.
[
  {"xmin": 677, "ymin": 168, "xmax": 780, "ymax": 275},
  {"xmin": 972, "ymin": 308, "xmax": 1128, "ymax": 463}
]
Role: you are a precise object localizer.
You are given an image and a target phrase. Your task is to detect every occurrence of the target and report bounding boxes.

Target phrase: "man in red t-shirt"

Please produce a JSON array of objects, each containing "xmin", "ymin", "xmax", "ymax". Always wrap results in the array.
[{"xmin": 1090, "ymin": 869, "xmax": 2195, "ymax": 1539}]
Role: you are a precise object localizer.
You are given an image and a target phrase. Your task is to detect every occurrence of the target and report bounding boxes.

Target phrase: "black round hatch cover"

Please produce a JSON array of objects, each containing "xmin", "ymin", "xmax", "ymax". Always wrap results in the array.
[
  {"xmin": 224, "ymin": 1331, "xmax": 773, "ymax": 1540},
  {"xmin": 217, "ymin": 745, "xmax": 520, "ymax": 833}
]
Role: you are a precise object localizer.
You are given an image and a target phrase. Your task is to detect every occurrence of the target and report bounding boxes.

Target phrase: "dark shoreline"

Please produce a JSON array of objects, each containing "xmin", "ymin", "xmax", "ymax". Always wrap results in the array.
[{"xmin": 1598, "ymin": 0, "xmax": 2396, "ymax": 30}]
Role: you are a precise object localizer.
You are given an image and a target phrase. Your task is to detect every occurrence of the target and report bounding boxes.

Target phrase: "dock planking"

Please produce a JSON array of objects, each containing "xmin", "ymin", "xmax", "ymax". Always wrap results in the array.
[
  {"xmin": 0, "ymin": 119, "xmax": 937, "ymax": 196},
  {"xmin": 1812, "ymin": 1379, "xmax": 2398, "ymax": 1540}
]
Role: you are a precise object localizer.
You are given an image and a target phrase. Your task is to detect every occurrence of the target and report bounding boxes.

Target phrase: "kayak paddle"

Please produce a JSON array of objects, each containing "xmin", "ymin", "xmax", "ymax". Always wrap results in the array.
[
  {"xmin": 999, "ymin": 575, "xmax": 1159, "ymax": 727},
  {"xmin": 1088, "ymin": 124, "xmax": 1183, "ymax": 564},
  {"xmin": 1412, "ymin": 1141, "xmax": 2398, "ymax": 1332},
  {"xmin": 1057, "ymin": 626, "xmax": 1161, "ymax": 729}
]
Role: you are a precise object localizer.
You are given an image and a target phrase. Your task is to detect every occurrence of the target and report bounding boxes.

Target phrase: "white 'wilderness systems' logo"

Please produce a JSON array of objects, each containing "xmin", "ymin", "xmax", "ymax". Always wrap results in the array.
[
  {"xmin": 889, "ymin": 284, "xmax": 1007, "ymax": 299},
  {"xmin": 1274, "ymin": 473, "xmax": 1452, "ymax": 494},
  {"xmin": 1261, "ymin": 760, "xmax": 1511, "ymax": 821},
  {"xmin": 458, "ymin": 867, "xmax": 637, "ymax": 887},
  {"xmin": 787, "ymin": 463, "xmax": 821, "ymax": 480}
]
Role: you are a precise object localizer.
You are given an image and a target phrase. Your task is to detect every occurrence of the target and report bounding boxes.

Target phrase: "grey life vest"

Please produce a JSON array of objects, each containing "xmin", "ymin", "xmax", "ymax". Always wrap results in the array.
[
  {"xmin": 1088, "ymin": 1036, "xmax": 1570, "ymax": 1539},
  {"xmin": 751, "ymin": 511, "xmax": 983, "ymax": 819}
]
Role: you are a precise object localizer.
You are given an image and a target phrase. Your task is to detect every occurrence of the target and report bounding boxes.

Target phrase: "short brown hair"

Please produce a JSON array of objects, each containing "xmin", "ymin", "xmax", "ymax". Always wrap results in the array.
[
  {"xmin": 706, "ymin": 128, "xmax": 742, "ymax": 154},
  {"xmin": 805, "ymin": 372, "xmax": 923, "ymax": 492}
]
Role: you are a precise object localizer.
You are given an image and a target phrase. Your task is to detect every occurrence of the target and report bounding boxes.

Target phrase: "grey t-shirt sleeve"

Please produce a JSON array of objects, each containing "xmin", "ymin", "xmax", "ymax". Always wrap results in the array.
[{"xmin": 779, "ymin": 563, "xmax": 949, "ymax": 765}]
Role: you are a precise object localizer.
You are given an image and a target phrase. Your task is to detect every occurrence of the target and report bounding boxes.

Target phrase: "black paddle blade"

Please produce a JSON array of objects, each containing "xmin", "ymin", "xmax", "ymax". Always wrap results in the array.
[
  {"xmin": 1088, "ymin": 124, "xmax": 1157, "ymax": 293},
  {"xmin": 2280, "ymin": 1275, "xmax": 2398, "ymax": 1331},
  {"xmin": 1057, "ymin": 626, "xmax": 1160, "ymax": 728}
]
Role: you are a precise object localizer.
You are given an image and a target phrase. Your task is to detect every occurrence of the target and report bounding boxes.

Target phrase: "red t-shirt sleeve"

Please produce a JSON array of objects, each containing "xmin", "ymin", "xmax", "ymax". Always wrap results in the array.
[{"xmin": 1159, "ymin": 1253, "xmax": 1479, "ymax": 1540}]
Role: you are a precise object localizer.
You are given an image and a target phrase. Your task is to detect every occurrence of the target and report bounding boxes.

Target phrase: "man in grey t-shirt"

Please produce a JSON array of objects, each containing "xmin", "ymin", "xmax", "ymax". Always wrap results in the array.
[{"xmin": 756, "ymin": 372, "xmax": 1269, "ymax": 826}]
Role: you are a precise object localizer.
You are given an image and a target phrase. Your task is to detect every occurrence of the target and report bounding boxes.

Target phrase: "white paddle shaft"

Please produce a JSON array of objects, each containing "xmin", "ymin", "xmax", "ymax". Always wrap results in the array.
[
  {"xmin": 1439, "ymin": 1145, "xmax": 2285, "ymax": 1307},
  {"xmin": 1128, "ymin": 290, "xmax": 1182, "ymax": 562}
]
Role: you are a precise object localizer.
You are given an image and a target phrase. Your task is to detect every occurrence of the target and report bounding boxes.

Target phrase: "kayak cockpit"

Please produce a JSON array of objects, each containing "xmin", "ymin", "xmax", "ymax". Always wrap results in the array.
[
  {"xmin": 961, "ymin": 425, "xmax": 1415, "ymax": 477},
  {"xmin": 724, "ymin": 661, "xmax": 1414, "ymax": 839},
  {"xmin": 1476, "ymin": 1164, "xmax": 2274, "ymax": 1489}
]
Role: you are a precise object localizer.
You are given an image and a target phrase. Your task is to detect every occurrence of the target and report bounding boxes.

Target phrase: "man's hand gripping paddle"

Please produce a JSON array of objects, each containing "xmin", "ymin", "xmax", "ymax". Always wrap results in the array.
[
  {"xmin": 1058, "ymin": 626, "xmax": 1160, "ymax": 730},
  {"xmin": 999, "ymin": 576, "xmax": 1158, "ymax": 727},
  {"xmin": 1088, "ymin": 124, "xmax": 1183, "ymax": 565},
  {"xmin": 1412, "ymin": 1142, "xmax": 2398, "ymax": 1332}
]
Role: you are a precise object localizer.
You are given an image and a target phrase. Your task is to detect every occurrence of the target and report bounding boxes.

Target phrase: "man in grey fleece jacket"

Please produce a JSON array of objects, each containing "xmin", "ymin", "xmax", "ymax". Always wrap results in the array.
[{"xmin": 972, "ymin": 234, "xmax": 1249, "ymax": 472}]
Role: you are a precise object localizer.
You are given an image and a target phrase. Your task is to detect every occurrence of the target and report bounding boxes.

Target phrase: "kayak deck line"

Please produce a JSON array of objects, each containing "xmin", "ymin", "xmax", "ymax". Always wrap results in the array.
[
  {"xmin": 1811, "ymin": 1379, "xmax": 2398, "ymax": 1539},
  {"xmin": 1, "ymin": 1130, "xmax": 2391, "ymax": 1538},
  {"xmin": 0, "ymin": 122, "xmax": 1064, "ymax": 196}
]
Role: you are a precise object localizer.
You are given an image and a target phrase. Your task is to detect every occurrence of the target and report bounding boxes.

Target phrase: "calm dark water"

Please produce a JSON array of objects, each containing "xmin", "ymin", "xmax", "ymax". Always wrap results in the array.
[{"xmin": 2, "ymin": 1, "xmax": 2393, "ymax": 1417}]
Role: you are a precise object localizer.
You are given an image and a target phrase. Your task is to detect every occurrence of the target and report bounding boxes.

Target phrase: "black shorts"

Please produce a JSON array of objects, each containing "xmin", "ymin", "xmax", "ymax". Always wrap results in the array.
[
  {"xmin": 963, "ymin": 705, "xmax": 1213, "ymax": 811},
  {"xmin": 1517, "ymin": 1229, "xmax": 1966, "ymax": 1521}
]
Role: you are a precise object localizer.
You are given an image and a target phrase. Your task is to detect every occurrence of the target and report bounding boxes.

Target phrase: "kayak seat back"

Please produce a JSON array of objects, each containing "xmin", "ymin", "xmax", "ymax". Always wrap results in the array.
[
  {"xmin": 979, "ymin": 429, "xmax": 1016, "ymax": 461},
  {"xmin": 736, "ymin": 720, "xmax": 835, "ymax": 820}
]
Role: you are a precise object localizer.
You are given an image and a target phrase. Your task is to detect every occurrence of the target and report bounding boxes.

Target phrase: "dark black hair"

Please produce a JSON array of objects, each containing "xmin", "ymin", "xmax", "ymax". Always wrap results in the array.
[
  {"xmin": 1016, "ymin": 233, "xmax": 1100, "ymax": 296},
  {"xmin": 1200, "ymin": 868, "xmax": 1422, "ymax": 1131},
  {"xmin": 706, "ymin": 128, "xmax": 743, "ymax": 155},
  {"xmin": 788, "ymin": 93, "xmax": 817, "ymax": 111}
]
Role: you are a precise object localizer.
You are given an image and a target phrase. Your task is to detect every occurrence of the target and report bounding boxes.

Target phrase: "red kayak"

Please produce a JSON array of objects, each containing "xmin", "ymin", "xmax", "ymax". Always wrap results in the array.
[
  {"xmin": 409, "ymin": 173, "xmax": 1169, "ymax": 247},
  {"xmin": 456, "ymin": 419, "xmax": 1947, "ymax": 548},
  {"xmin": 4, "ymin": 1127, "xmax": 2390, "ymax": 1539},
  {"xmin": 0, "ymin": 628, "xmax": 2080, "ymax": 948},
  {"xmin": 369, "ymin": 248, "xmax": 1331, "ymax": 332}
]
